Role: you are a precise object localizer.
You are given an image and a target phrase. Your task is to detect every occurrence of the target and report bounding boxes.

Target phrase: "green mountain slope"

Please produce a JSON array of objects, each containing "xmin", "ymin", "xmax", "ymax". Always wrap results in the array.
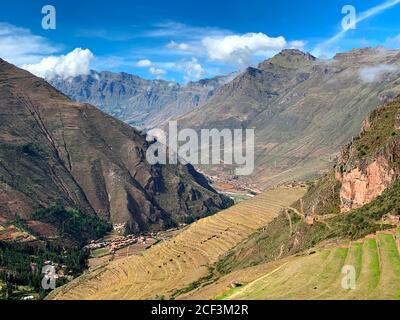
[{"xmin": 183, "ymin": 229, "xmax": 400, "ymax": 300}]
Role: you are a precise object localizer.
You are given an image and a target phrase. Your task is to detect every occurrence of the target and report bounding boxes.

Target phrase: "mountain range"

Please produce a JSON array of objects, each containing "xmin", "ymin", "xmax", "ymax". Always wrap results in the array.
[
  {"xmin": 50, "ymin": 94, "xmax": 400, "ymax": 300},
  {"xmin": 0, "ymin": 58, "xmax": 231, "ymax": 236},
  {"xmin": 52, "ymin": 48, "xmax": 400, "ymax": 189},
  {"xmin": 2, "ymin": 46, "xmax": 400, "ymax": 300},
  {"xmin": 50, "ymin": 71, "xmax": 236, "ymax": 129},
  {"xmin": 176, "ymin": 48, "xmax": 400, "ymax": 187}
]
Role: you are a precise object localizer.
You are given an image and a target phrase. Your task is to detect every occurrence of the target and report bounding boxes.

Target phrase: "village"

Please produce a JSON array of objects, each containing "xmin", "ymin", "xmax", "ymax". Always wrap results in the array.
[
  {"xmin": 85, "ymin": 223, "xmax": 188, "ymax": 267},
  {"xmin": 196, "ymin": 168, "xmax": 261, "ymax": 196},
  {"xmin": 85, "ymin": 232, "xmax": 156, "ymax": 253}
]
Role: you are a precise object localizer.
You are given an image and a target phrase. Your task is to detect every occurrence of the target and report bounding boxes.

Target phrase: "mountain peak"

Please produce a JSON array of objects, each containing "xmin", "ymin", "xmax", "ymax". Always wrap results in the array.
[
  {"xmin": 260, "ymin": 49, "xmax": 316, "ymax": 69},
  {"xmin": 277, "ymin": 49, "xmax": 314, "ymax": 58}
]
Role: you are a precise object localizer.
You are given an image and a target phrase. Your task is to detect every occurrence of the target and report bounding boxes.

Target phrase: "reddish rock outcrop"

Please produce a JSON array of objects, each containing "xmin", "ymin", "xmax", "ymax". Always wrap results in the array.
[
  {"xmin": 335, "ymin": 99, "xmax": 400, "ymax": 213},
  {"xmin": 336, "ymin": 157, "xmax": 395, "ymax": 212}
]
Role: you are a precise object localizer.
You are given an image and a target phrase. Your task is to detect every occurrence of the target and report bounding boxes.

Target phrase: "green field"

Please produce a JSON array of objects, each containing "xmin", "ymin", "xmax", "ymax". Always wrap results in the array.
[{"xmin": 207, "ymin": 231, "xmax": 400, "ymax": 300}]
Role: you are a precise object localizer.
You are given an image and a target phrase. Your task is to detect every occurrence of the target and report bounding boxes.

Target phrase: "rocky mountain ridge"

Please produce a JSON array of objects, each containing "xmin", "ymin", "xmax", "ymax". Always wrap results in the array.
[{"xmin": 50, "ymin": 70, "xmax": 237, "ymax": 129}]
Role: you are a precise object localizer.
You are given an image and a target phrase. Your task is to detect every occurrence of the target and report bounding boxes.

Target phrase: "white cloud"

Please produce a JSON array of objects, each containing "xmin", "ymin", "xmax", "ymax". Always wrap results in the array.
[
  {"xmin": 289, "ymin": 40, "xmax": 307, "ymax": 50},
  {"xmin": 385, "ymin": 34, "xmax": 400, "ymax": 48},
  {"xmin": 202, "ymin": 32, "xmax": 287, "ymax": 65},
  {"xmin": 22, "ymin": 48, "xmax": 94, "ymax": 80},
  {"xmin": 359, "ymin": 64, "xmax": 400, "ymax": 83},
  {"xmin": 136, "ymin": 59, "xmax": 153, "ymax": 67},
  {"xmin": 183, "ymin": 58, "xmax": 206, "ymax": 82},
  {"xmin": 0, "ymin": 22, "xmax": 59, "ymax": 65},
  {"xmin": 144, "ymin": 21, "xmax": 231, "ymax": 39},
  {"xmin": 166, "ymin": 41, "xmax": 190, "ymax": 51},
  {"xmin": 149, "ymin": 66, "xmax": 167, "ymax": 76},
  {"xmin": 153, "ymin": 22, "xmax": 308, "ymax": 78}
]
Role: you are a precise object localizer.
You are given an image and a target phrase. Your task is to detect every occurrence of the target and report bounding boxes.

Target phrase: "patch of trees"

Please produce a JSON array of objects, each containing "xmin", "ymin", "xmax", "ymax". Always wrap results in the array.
[
  {"xmin": 0, "ymin": 206, "xmax": 112, "ymax": 299},
  {"xmin": 32, "ymin": 206, "xmax": 112, "ymax": 246},
  {"xmin": 0, "ymin": 241, "xmax": 88, "ymax": 300}
]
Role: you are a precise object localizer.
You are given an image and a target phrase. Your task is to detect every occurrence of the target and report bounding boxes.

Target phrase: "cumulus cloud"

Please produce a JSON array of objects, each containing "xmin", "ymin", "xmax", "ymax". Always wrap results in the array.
[
  {"xmin": 149, "ymin": 66, "xmax": 167, "ymax": 76},
  {"xmin": 22, "ymin": 48, "xmax": 94, "ymax": 80},
  {"xmin": 0, "ymin": 22, "xmax": 58, "ymax": 65},
  {"xmin": 161, "ymin": 22, "xmax": 308, "ymax": 78},
  {"xmin": 359, "ymin": 64, "xmax": 400, "ymax": 83},
  {"xmin": 201, "ymin": 32, "xmax": 287, "ymax": 65},
  {"xmin": 136, "ymin": 59, "xmax": 153, "ymax": 67},
  {"xmin": 183, "ymin": 58, "xmax": 206, "ymax": 82}
]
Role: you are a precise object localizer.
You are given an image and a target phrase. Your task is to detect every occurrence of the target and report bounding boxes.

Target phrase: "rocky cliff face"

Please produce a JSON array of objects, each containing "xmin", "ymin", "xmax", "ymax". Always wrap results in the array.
[
  {"xmin": 0, "ymin": 58, "xmax": 232, "ymax": 235},
  {"xmin": 335, "ymin": 97, "xmax": 400, "ymax": 212},
  {"xmin": 294, "ymin": 95, "xmax": 400, "ymax": 217},
  {"xmin": 336, "ymin": 158, "xmax": 395, "ymax": 212},
  {"xmin": 49, "ymin": 71, "xmax": 236, "ymax": 129}
]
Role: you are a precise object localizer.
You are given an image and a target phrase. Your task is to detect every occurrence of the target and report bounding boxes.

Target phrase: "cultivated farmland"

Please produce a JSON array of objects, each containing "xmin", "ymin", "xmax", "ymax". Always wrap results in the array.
[
  {"xmin": 49, "ymin": 186, "xmax": 306, "ymax": 300},
  {"xmin": 185, "ymin": 229, "xmax": 400, "ymax": 300}
]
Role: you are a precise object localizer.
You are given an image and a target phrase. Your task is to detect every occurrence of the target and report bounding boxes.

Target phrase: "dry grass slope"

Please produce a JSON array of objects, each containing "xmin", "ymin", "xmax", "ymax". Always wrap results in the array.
[{"xmin": 49, "ymin": 186, "xmax": 305, "ymax": 300}]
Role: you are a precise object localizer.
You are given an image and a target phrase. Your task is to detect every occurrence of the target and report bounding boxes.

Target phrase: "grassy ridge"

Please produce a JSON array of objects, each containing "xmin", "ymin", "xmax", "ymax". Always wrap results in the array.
[{"xmin": 352, "ymin": 98, "xmax": 400, "ymax": 159}]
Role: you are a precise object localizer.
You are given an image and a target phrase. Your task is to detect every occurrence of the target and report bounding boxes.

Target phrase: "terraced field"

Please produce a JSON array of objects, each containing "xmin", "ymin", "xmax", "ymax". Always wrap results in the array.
[
  {"xmin": 186, "ymin": 229, "xmax": 400, "ymax": 300},
  {"xmin": 0, "ymin": 223, "xmax": 36, "ymax": 242},
  {"xmin": 49, "ymin": 186, "xmax": 305, "ymax": 300}
]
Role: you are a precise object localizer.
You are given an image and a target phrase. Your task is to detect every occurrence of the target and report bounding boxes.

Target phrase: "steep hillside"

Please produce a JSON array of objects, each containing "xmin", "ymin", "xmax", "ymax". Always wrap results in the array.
[
  {"xmin": 176, "ymin": 48, "xmax": 400, "ymax": 187},
  {"xmin": 0, "ymin": 58, "xmax": 231, "ymax": 236},
  {"xmin": 174, "ymin": 97, "xmax": 400, "ymax": 300},
  {"xmin": 213, "ymin": 95, "xmax": 400, "ymax": 275},
  {"xmin": 181, "ymin": 229, "xmax": 400, "ymax": 300},
  {"xmin": 50, "ymin": 71, "xmax": 235, "ymax": 128},
  {"xmin": 48, "ymin": 186, "xmax": 305, "ymax": 300}
]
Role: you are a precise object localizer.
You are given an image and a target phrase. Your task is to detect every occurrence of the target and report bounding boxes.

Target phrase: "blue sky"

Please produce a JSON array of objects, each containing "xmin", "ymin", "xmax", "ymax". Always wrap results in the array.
[{"xmin": 1, "ymin": 0, "xmax": 400, "ymax": 82}]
